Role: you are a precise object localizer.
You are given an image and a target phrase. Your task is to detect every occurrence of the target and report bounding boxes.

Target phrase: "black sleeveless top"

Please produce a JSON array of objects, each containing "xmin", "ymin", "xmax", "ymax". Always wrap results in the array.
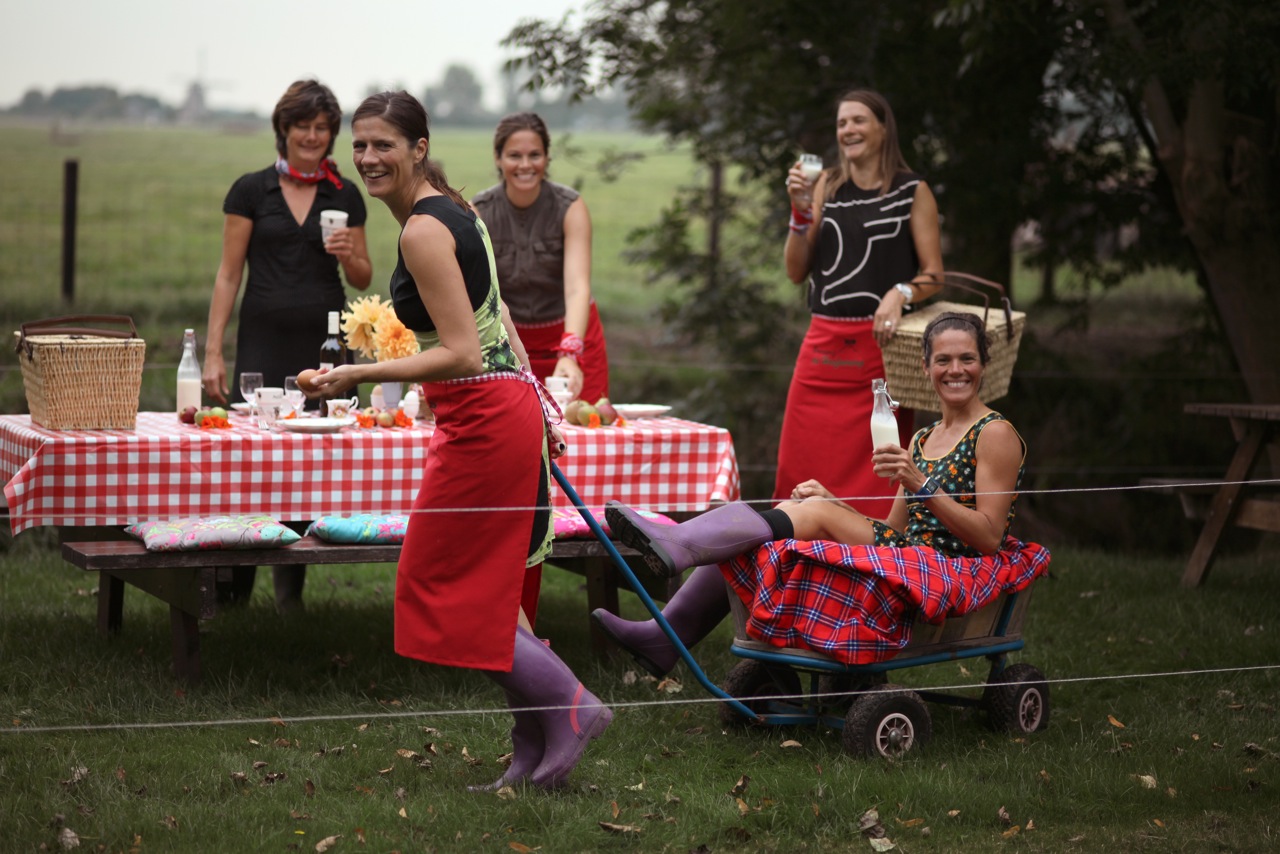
[{"xmin": 390, "ymin": 197, "xmax": 492, "ymax": 333}]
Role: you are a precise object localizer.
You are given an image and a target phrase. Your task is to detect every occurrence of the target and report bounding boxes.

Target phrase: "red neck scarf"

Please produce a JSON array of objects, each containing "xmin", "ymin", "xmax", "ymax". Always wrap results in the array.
[{"xmin": 275, "ymin": 156, "xmax": 344, "ymax": 190}]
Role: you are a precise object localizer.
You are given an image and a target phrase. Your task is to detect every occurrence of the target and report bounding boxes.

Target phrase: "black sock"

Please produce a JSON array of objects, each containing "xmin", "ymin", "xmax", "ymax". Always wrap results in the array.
[{"xmin": 756, "ymin": 508, "xmax": 795, "ymax": 541}]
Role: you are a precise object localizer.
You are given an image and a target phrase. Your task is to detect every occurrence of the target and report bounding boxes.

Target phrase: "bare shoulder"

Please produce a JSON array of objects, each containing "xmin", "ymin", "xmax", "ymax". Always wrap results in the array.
[{"xmin": 976, "ymin": 417, "xmax": 1025, "ymax": 461}]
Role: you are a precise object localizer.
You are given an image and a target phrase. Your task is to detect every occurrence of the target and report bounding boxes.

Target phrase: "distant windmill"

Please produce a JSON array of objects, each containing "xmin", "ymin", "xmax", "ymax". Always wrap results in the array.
[{"xmin": 172, "ymin": 49, "xmax": 232, "ymax": 124}]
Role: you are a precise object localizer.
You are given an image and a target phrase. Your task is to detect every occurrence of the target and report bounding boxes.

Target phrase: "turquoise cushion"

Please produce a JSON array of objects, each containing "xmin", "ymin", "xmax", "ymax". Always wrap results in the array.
[
  {"xmin": 306, "ymin": 514, "xmax": 409, "ymax": 544},
  {"xmin": 125, "ymin": 515, "xmax": 301, "ymax": 552}
]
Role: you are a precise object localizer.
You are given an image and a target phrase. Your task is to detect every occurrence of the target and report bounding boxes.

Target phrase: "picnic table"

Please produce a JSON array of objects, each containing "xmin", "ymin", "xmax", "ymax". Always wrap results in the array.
[
  {"xmin": 1176, "ymin": 402, "xmax": 1280, "ymax": 586},
  {"xmin": 1, "ymin": 410, "xmax": 740, "ymax": 677}
]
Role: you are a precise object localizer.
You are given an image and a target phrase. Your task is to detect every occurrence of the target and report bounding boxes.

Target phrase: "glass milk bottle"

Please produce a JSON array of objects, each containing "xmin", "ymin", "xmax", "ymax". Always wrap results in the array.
[
  {"xmin": 176, "ymin": 328, "xmax": 202, "ymax": 416},
  {"xmin": 870, "ymin": 378, "xmax": 900, "ymax": 449}
]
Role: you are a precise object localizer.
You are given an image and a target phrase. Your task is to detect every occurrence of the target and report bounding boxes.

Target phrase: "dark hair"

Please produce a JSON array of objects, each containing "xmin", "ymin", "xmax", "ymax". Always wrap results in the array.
[
  {"xmin": 352, "ymin": 91, "xmax": 468, "ymax": 209},
  {"xmin": 493, "ymin": 112, "xmax": 551, "ymax": 158},
  {"xmin": 823, "ymin": 89, "xmax": 911, "ymax": 200},
  {"xmin": 272, "ymin": 79, "xmax": 342, "ymax": 159},
  {"xmin": 922, "ymin": 312, "xmax": 991, "ymax": 366}
]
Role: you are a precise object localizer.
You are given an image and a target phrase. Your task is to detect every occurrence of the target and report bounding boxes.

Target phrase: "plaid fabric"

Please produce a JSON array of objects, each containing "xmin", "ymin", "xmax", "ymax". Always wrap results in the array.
[{"xmin": 721, "ymin": 537, "xmax": 1052, "ymax": 665}]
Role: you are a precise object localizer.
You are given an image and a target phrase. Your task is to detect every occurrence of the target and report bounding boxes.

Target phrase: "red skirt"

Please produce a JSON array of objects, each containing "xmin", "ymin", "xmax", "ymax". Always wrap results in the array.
[
  {"xmin": 394, "ymin": 374, "xmax": 550, "ymax": 671},
  {"xmin": 515, "ymin": 302, "xmax": 610, "ymax": 404},
  {"xmin": 772, "ymin": 316, "xmax": 913, "ymax": 516}
]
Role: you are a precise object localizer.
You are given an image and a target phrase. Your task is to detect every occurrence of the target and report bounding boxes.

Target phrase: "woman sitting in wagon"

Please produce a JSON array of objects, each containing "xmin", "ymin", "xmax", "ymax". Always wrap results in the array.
[{"xmin": 596, "ymin": 312, "xmax": 1051, "ymax": 670}]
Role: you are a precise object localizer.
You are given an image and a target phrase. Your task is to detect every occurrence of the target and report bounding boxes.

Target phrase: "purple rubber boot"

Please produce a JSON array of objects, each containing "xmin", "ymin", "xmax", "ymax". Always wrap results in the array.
[
  {"xmin": 591, "ymin": 564, "xmax": 731, "ymax": 677},
  {"xmin": 484, "ymin": 626, "xmax": 612, "ymax": 789},
  {"xmin": 466, "ymin": 694, "xmax": 543, "ymax": 793},
  {"xmin": 605, "ymin": 500, "xmax": 774, "ymax": 577}
]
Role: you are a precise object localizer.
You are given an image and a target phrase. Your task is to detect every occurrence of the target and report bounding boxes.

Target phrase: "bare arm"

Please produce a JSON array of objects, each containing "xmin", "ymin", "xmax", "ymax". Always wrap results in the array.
[
  {"xmin": 325, "ymin": 224, "xmax": 373, "ymax": 290},
  {"xmin": 203, "ymin": 214, "xmax": 252, "ymax": 405},
  {"xmin": 873, "ymin": 420, "xmax": 1022, "ymax": 555},
  {"xmin": 554, "ymin": 196, "xmax": 593, "ymax": 395},
  {"xmin": 874, "ymin": 180, "xmax": 946, "ymax": 347},
  {"xmin": 784, "ymin": 166, "xmax": 825, "ymax": 284}
]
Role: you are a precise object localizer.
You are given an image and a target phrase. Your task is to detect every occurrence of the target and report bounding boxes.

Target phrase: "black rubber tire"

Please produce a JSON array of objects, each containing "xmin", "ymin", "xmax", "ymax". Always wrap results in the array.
[
  {"xmin": 842, "ymin": 684, "xmax": 932, "ymax": 758},
  {"xmin": 983, "ymin": 663, "xmax": 1051, "ymax": 733},
  {"xmin": 717, "ymin": 660, "xmax": 800, "ymax": 728}
]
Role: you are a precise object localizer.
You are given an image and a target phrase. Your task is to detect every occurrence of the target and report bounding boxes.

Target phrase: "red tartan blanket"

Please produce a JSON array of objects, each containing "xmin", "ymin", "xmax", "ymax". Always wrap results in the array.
[{"xmin": 720, "ymin": 537, "xmax": 1052, "ymax": 665}]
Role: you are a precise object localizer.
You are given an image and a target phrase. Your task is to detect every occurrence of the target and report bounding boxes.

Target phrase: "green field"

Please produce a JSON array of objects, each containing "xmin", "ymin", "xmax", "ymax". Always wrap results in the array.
[{"xmin": 0, "ymin": 122, "xmax": 700, "ymax": 415}]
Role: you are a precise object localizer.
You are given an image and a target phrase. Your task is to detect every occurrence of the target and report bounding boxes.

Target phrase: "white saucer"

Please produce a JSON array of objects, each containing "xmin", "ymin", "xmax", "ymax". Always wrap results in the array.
[
  {"xmin": 613, "ymin": 403, "xmax": 673, "ymax": 419},
  {"xmin": 279, "ymin": 416, "xmax": 356, "ymax": 434}
]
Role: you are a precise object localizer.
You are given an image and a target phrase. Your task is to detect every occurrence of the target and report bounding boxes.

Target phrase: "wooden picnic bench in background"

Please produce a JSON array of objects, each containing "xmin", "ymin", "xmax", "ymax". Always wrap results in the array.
[
  {"xmin": 61, "ymin": 533, "xmax": 679, "ymax": 684},
  {"xmin": 1146, "ymin": 402, "xmax": 1280, "ymax": 586}
]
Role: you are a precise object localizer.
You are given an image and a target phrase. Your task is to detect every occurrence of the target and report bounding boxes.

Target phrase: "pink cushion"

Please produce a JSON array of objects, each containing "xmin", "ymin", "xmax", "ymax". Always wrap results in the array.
[
  {"xmin": 125, "ymin": 515, "xmax": 301, "ymax": 552},
  {"xmin": 552, "ymin": 506, "xmax": 676, "ymax": 539}
]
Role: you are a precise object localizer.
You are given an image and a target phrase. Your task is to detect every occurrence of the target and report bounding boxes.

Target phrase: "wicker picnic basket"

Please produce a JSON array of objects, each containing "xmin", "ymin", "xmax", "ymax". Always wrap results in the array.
[
  {"xmin": 881, "ymin": 273, "xmax": 1025, "ymax": 411},
  {"xmin": 15, "ymin": 315, "xmax": 146, "ymax": 430}
]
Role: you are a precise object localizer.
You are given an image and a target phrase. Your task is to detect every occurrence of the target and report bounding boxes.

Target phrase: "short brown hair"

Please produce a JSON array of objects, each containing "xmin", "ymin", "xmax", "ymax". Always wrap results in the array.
[
  {"xmin": 272, "ymin": 80, "xmax": 342, "ymax": 158},
  {"xmin": 922, "ymin": 312, "xmax": 992, "ymax": 366}
]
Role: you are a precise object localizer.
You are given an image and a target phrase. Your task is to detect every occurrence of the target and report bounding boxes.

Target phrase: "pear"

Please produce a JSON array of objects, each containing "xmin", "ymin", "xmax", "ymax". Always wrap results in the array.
[
  {"xmin": 576, "ymin": 402, "xmax": 599, "ymax": 427},
  {"xmin": 595, "ymin": 397, "xmax": 618, "ymax": 426},
  {"xmin": 562, "ymin": 398, "xmax": 584, "ymax": 425}
]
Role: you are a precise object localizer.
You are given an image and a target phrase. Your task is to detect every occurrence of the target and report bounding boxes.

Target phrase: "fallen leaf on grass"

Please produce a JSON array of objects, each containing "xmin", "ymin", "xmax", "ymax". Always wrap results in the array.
[
  {"xmin": 598, "ymin": 822, "xmax": 643, "ymax": 835},
  {"xmin": 868, "ymin": 837, "xmax": 896, "ymax": 851},
  {"xmin": 610, "ymin": 801, "xmax": 620, "ymax": 820},
  {"xmin": 377, "ymin": 766, "xmax": 394, "ymax": 776},
  {"xmin": 736, "ymin": 798, "xmax": 753, "ymax": 816},
  {"xmin": 947, "ymin": 810, "xmax": 961, "ymax": 818},
  {"xmin": 509, "ymin": 842, "xmax": 540, "ymax": 853},
  {"xmin": 622, "ymin": 671, "xmax": 638, "ymax": 686},
  {"xmin": 859, "ymin": 808, "xmax": 885, "ymax": 835},
  {"xmin": 627, "ymin": 780, "xmax": 644, "ymax": 791},
  {"xmin": 1039, "ymin": 769, "xmax": 1051, "ymax": 783},
  {"xmin": 1135, "ymin": 774, "xmax": 1157, "ymax": 789},
  {"xmin": 729, "ymin": 775, "xmax": 751, "ymax": 796},
  {"xmin": 1002, "ymin": 826, "xmax": 1021, "ymax": 839},
  {"xmin": 289, "ymin": 811, "xmax": 310, "ymax": 820},
  {"xmin": 998, "ymin": 806, "xmax": 1011, "ymax": 826},
  {"xmin": 398, "ymin": 807, "xmax": 408, "ymax": 819},
  {"xmin": 461, "ymin": 747, "xmax": 483, "ymax": 766},
  {"xmin": 305, "ymin": 779, "xmax": 316, "ymax": 798},
  {"xmin": 686, "ymin": 726, "xmax": 705, "ymax": 736},
  {"xmin": 895, "ymin": 818, "xmax": 925, "ymax": 828},
  {"xmin": 115, "ymin": 767, "xmax": 126, "ymax": 782},
  {"xmin": 57, "ymin": 827, "xmax": 80, "ymax": 849},
  {"xmin": 665, "ymin": 787, "xmax": 681, "ymax": 805},
  {"xmin": 1026, "ymin": 819, "xmax": 1036, "ymax": 831},
  {"xmin": 229, "ymin": 772, "xmax": 249, "ymax": 785},
  {"xmin": 314, "ymin": 835, "xmax": 342, "ymax": 852},
  {"xmin": 780, "ymin": 740, "xmax": 803, "ymax": 749},
  {"xmin": 270, "ymin": 717, "xmax": 288, "ymax": 728},
  {"xmin": 656, "ymin": 677, "xmax": 683, "ymax": 694},
  {"xmin": 812, "ymin": 804, "xmax": 820, "ymax": 817},
  {"xmin": 1153, "ymin": 819, "xmax": 1166, "ymax": 828},
  {"xmin": 253, "ymin": 761, "xmax": 269, "ymax": 770},
  {"xmin": 497, "ymin": 786, "xmax": 518, "ymax": 800},
  {"xmin": 395, "ymin": 787, "xmax": 407, "ymax": 802},
  {"xmin": 1108, "ymin": 715, "xmax": 1126, "ymax": 729},
  {"xmin": 60, "ymin": 766, "xmax": 90, "ymax": 788},
  {"xmin": 161, "ymin": 815, "xmax": 178, "ymax": 830},
  {"xmin": 1068, "ymin": 834, "xmax": 1086, "ymax": 843},
  {"xmin": 1166, "ymin": 787, "xmax": 1177, "ymax": 798}
]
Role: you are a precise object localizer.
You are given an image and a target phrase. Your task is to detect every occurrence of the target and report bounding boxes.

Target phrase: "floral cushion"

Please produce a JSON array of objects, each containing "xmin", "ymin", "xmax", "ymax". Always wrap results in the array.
[
  {"xmin": 552, "ymin": 506, "xmax": 676, "ymax": 539},
  {"xmin": 125, "ymin": 515, "xmax": 301, "ymax": 552},
  {"xmin": 306, "ymin": 514, "xmax": 409, "ymax": 544}
]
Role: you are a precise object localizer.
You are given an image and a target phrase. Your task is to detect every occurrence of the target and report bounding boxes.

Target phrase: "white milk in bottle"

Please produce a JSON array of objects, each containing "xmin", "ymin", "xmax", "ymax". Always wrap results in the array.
[{"xmin": 869, "ymin": 378, "xmax": 899, "ymax": 449}]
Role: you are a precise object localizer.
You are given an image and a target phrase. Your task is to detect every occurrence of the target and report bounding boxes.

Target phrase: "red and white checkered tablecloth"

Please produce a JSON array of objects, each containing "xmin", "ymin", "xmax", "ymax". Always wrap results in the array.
[{"xmin": 1, "ymin": 412, "xmax": 739, "ymax": 534}]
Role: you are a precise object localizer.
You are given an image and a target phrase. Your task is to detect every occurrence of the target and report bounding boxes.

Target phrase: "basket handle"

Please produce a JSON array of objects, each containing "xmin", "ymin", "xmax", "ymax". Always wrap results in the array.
[
  {"xmin": 907, "ymin": 272, "xmax": 1016, "ymax": 342},
  {"xmin": 16, "ymin": 315, "xmax": 140, "ymax": 357}
]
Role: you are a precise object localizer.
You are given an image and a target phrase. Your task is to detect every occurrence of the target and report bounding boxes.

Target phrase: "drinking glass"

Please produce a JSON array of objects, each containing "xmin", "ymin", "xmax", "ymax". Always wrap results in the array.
[
  {"xmin": 284, "ymin": 376, "xmax": 305, "ymax": 416},
  {"xmin": 797, "ymin": 153, "xmax": 823, "ymax": 203},
  {"xmin": 239, "ymin": 371, "xmax": 263, "ymax": 415}
]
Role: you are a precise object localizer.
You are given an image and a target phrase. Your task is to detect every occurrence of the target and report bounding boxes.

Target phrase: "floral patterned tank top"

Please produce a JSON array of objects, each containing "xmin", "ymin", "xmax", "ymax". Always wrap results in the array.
[{"xmin": 873, "ymin": 411, "xmax": 1025, "ymax": 558}]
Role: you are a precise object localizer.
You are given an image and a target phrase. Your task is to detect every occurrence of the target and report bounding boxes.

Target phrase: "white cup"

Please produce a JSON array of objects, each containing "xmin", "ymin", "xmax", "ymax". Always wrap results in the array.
[
  {"xmin": 255, "ymin": 388, "xmax": 284, "ymax": 429},
  {"xmin": 551, "ymin": 389, "xmax": 574, "ymax": 410},
  {"xmin": 544, "ymin": 376, "xmax": 570, "ymax": 393},
  {"xmin": 320, "ymin": 209, "xmax": 349, "ymax": 242},
  {"xmin": 326, "ymin": 396, "xmax": 360, "ymax": 419}
]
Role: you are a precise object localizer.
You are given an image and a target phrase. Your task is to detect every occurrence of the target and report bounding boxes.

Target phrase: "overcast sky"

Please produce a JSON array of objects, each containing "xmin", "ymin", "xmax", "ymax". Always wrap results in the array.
[{"xmin": 2, "ymin": 0, "xmax": 584, "ymax": 115}]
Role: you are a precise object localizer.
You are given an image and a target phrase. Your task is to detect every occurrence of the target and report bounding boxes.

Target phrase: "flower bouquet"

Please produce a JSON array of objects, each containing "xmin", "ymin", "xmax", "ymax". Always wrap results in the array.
[{"xmin": 341, "ymin": 295, "xmax": 419, "ymax": 363}]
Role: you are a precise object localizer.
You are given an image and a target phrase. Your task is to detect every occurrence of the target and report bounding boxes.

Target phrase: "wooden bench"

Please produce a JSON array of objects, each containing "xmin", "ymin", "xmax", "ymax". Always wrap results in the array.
[
  {"xmin": 61, "ymin": 534, "xmax": 678, "ymax": 683},
  {"xmin": 1140, "ymin": 476, "xmax": 1280, "ymax": 530}
]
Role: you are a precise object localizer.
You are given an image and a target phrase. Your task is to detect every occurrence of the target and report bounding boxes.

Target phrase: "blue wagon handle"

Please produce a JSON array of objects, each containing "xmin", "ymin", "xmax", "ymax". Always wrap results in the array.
[{"xmin": 550, "ymin": 462, "xmax": 760, "ymax": 722}]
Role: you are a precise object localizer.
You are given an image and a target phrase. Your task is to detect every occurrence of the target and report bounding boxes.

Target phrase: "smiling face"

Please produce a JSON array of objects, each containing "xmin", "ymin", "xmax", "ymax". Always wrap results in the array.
[
  {"xmin": 924, "ymin": 328, "xmax": 985, "ymax": 408},
  {"xmin": 352, "ymin": 116, "xmax": 426, "ymax": 200},
  {"xmin": 284, "ymin": 115, "xmax": 333, "ymax": 170},
  {"xmin": 497, "ymin": 129, "xmax": 548, "ymax": 195},
  {"xmin": 835, "ymin": 99, "xmax": 885, "ymax": 168}
]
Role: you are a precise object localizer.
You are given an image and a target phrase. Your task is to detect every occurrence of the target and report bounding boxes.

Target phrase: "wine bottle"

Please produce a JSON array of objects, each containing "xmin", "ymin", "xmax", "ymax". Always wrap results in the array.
[{"xmin": 319, "ymin": 311, "xmax": 345, "ymax": 371}]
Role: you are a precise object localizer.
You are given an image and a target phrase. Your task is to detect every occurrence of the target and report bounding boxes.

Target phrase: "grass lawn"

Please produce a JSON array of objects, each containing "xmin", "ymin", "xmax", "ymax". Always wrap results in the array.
[{"xmin": 1, "ymin": 532, "xmax": 1277, "ymax": 852}]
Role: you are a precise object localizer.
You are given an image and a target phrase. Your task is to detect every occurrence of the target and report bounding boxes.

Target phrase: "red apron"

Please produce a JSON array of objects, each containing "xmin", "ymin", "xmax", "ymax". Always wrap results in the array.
[
  {"xmin": 394, "ymin": 375, "xmax": 549, "ymax": 671},
  {"xmin": 515, "ymin": 302, "xmax": 610, "ymax": 404},
  {"xmin": 772, "ymin": 316, "xmax": 913, "ymax": 518}
]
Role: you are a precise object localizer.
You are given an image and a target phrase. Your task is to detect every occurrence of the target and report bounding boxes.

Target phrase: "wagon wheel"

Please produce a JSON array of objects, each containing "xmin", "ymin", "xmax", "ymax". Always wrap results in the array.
[
  {"xmin": 983, "ymin": 663, "xmax": 1050, "ymax": 733},
  {"xmin": 818, "ymin": 672, "xmax": 885, "ymax": 714},
  {"xmin": 842, "ymin": 684, "xmax": 932, "ymax": 758},
  {"xmin": 718, "ymin": 660, "xmax": 801, "ymax": 728}
]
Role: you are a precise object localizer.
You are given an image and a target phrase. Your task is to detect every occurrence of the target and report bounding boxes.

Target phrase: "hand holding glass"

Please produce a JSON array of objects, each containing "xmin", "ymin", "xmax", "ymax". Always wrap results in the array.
[{"xmin": 797, "ymin": 154, "xmax": 823, "ymax": 203}]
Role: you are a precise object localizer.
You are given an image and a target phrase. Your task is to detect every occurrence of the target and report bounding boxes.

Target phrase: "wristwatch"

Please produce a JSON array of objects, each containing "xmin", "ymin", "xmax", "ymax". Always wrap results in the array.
[
  {"xmin": 893, "ymin": 282, "xmax": 914, "ymax": 304},
  {"xmin": 914, "ymin": 476, "xmax": 941, "ymax": 499}
]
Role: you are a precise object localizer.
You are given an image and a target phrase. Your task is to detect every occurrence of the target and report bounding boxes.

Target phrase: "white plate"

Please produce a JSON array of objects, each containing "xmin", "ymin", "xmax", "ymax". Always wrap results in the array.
[
  {"xmin": 279, "ymin": 416, "xmax": 356, "ymax": 434},
  {"xmin": 231, "ymin": 402, "xmax": 252, "ymax": 413},
  {"xmin": 613, "ymin": 403, "xmax": 673, "ymax": 419}
]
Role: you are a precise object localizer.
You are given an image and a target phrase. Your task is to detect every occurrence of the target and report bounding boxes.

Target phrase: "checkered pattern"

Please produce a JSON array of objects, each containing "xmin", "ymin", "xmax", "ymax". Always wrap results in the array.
[
  {"xmin": 1, "ymin": 413, "xmax": 740, "ymax": 534},
  {"xmin": 721, "ymin": 538, "xmax": 1052, "ymax": 665}
]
